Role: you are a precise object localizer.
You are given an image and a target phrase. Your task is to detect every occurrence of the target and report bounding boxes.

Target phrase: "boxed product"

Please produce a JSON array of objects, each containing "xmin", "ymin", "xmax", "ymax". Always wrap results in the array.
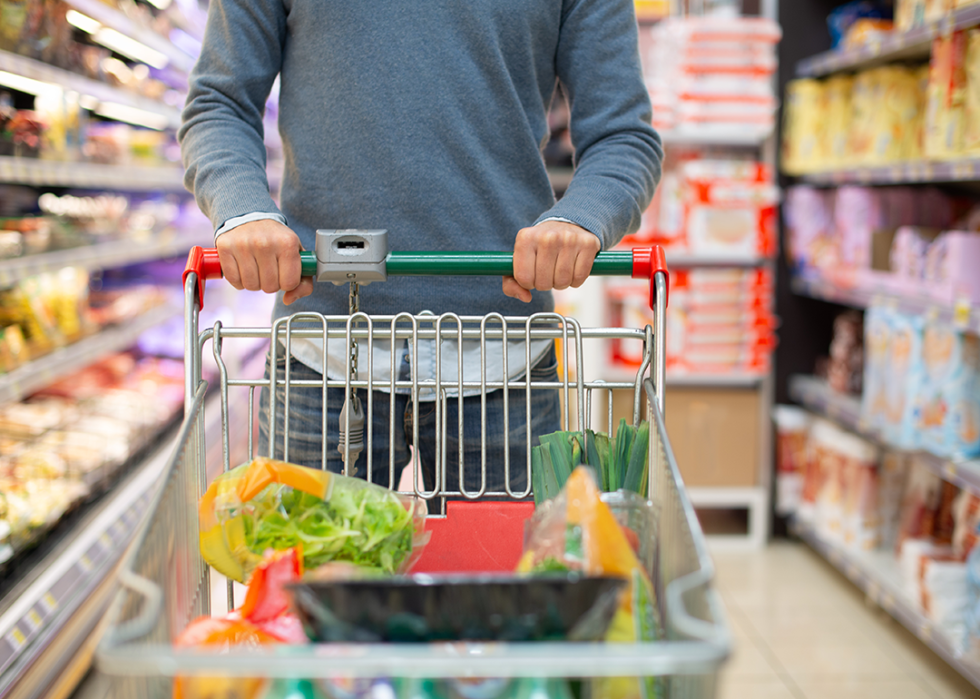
[
  {"xmin": 773, "ymin": 405, "xmax": 811, "ymax": 515},
  {"xmin": 882, "ymin": 311, "xmax": 925, "ymax": 449},
  {"xmin": 925, "ymin": 30, "xmax": 968, "ymax": 160},
  {"xmin": 878, "ymin": 451, "xmax": 911, "ymax": 550},
  {"xmin": 781, "ymin": 79, "xmax": 825, "ymax": 175},
  {"xmin": 923, "ymin": 230, "xmax": 980, "ymax": 304}
]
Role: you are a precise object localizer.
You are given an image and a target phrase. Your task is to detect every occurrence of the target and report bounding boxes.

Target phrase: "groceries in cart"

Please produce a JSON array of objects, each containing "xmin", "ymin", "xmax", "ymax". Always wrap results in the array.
[
  {"xmin": 531, "ymin": 419, "xmax": 651, "ymax": 504},
  {"xmin": 198, "ymin": 457, "xmax": 429, "ymax": 582}
]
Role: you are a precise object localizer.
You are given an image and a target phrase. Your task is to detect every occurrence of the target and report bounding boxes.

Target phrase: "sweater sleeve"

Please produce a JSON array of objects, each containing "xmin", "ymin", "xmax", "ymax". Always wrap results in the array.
[
  {"xmin": 177, "ymin": 0, "xmax": 286, "ymax": 232},
  {"xmin": 535, "ymin": 0, "xmax": 663, "ymax": 250}
]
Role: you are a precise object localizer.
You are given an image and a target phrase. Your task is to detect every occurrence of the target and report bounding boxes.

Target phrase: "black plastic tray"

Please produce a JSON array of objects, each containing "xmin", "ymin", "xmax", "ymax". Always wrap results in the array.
[{"xmin": 289, "ymin": 574, "xmax": 627, "ymax": 643}]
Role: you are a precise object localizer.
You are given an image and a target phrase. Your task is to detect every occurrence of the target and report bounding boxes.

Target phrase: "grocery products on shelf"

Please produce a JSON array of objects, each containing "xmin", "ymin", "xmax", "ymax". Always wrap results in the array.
[
  {"xmin": 784, "ymin": 183, "xmax": 980, "ymax": 305},
  {"xmin": 639, "ymin": 15, "xmax": 780, "ymax": 140},
  {"xmin": 623, "ymin": 156, "xmax": 777, "ymax": 260},
  {"xmin": 0, "ymin": 351, "xmax": 183, "ymax": 566},
  {"xmin": 608, "ymin": 267, "xmax": 776, "ymax": 376}
]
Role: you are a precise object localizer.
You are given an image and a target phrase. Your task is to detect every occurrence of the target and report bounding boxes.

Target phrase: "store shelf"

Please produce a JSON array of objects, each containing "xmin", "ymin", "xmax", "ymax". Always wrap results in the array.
[
  {"xmin": 64, "ymin": 0, "xmax": 197, "ymax": 73},
  {"xmin": 598, "ymin": 364, "xmax": 767, "ymax": 387},
  {"xmin": 788, "ymin": 374, "xmax": 980, "ymax": 497},
  {"xmin": 791, "ymin": 269, "xmax": 980, "ymax": 335},
  {"xmin": 0, "ymin": 50, "xmax": 182, "ymax": 130},
  {"xmin": 0, "ymin": 232, "xmax": 207, "ymax": 287},
  {"xmin": 660, "ymin": 126, "xmax": 774, "ymax": 147},
  {"xmin": 0, "ymin": 304, "xmax": 178, "ymax": 407},
  {"xmin": 0, "ymin": 157, "xmax": 185, "ymax": 191},
  {"xmin": 796, "ymin": 4, "xmax": 980, "ymax": 77},
  {"xmin": 797, "ymin": 157, "xmax": 980, "ymax": 187},
  {"xmin": 0, "ymin": 431, "xmax": 173, "ymax": 692},
  {"xmin": 793, "ymin": 517, "xmax": 980, "ymax": 690}
]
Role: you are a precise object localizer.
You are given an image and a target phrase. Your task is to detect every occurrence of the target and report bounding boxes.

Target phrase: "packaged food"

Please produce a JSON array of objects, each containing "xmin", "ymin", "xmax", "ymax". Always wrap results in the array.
[
  {"xmin": 925, "ymin": 31, "xmax": 968, "ymax": 159},
  {"xmin": 199, "ymin": 458, "xmax": 428, "ymax": 583},
  {"xmin": 773, "ymin": 405, "xmax": 810, "ymax": 516},
  {"xmin": 517, "ymin": 467, "xmax": 663, "ymax": 699}
]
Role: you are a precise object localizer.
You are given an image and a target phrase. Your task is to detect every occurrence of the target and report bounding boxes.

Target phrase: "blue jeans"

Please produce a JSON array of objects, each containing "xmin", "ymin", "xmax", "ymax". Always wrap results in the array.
[{"xmin": 258, "ymin": 349, "xmax": 561, "ymax": 498}]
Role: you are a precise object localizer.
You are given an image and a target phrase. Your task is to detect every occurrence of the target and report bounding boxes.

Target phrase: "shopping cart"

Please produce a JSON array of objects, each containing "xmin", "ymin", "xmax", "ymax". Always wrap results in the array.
[{"xmin": 95, "ymin": 236, "xmax": 731, "ymax": 697}]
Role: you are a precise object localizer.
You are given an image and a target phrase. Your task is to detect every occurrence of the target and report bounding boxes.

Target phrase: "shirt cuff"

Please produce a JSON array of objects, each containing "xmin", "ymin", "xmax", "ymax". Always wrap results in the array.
[
  {"xmin": 538, "ymin": 216, "xmax": 578, "ymax": 225},
  {"xmin": 214, "ymin": 212, "xmax": 288, "ymax": 242}
]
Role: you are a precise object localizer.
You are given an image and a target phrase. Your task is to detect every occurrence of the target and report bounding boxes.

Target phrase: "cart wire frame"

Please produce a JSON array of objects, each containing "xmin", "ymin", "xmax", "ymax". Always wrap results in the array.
[{"xmin": 95, "ymin": 269, "xmax": 731, "ymax": 696}]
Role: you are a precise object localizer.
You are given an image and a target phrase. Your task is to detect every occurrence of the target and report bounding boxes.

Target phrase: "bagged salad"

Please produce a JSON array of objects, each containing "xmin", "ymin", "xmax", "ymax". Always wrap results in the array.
[{"xmin": 199, "ymin": 458, "xmax": 428, "ymax": 583}]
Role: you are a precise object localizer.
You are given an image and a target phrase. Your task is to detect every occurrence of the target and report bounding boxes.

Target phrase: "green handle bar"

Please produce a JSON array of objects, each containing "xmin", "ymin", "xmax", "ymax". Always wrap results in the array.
[{"xmin": 296, "ymin": 250, "xmax": 635, "ymax": 278}]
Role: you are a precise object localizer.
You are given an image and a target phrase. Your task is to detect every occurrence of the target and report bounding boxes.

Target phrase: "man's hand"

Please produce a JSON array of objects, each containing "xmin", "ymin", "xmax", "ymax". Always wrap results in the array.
[
  {"xmin": 215, "ymin": 219, "xmax": 314, "ymax": 305},
  {"xmin": 503, "ymin": 220, "xmax": 601, "ymax": 302}
]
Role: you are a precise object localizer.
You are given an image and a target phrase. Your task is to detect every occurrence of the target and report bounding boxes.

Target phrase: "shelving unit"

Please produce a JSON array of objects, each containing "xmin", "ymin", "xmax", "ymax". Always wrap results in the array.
[
  {"xmin": 792, "ymin": 517, "xmax": 980, "ymax": 690},
  {"xmin": 63, "ymin": 0, "xmax": 197, "ymax": 73},
  {"xmin": 0, "ymin": 231, "xmax": 207, "ymax": 287},
  {"xmin": 0, "ymin": 157, "xmax": 185, "ymax": 191},
  {"xmin": 788, "ymin": 374, "xmax": 980, "ymax": 497},
  {"xmin": 0, "ymin": 303, "xmax": 179, "ymax": 406},
  {"xmin": 798, "ymin": 157, "xmax": 980, "ymax": 187},
  {"xmin": 791, "ymin": 269, "xmax": 980, "ymax": 335},
  {"xmin": 0, "ymin": 50, "xmax": 182, "ymax": 130},
  {"xmin": 796, "ymin": 3, "xmax": 980, "ymax": 77}
]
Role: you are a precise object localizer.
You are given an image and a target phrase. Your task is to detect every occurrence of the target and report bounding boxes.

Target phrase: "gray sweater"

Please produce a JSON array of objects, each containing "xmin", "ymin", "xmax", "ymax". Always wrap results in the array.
[{"xmin": 179, "ymin": 0, "xmax": 663, "ymax": 321}]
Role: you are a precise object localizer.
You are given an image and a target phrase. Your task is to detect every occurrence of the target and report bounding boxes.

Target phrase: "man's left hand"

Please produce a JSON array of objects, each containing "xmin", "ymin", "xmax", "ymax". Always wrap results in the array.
[{"xmin": 503, "ymin": 220, "xmax": 601, "ymax": 302}]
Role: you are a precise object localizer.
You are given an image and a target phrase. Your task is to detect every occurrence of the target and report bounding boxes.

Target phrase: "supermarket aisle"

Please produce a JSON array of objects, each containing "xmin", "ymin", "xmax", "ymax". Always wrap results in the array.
[{"xmin": 713, "ymin": 542, "xmax": 979, "ymax": 699}]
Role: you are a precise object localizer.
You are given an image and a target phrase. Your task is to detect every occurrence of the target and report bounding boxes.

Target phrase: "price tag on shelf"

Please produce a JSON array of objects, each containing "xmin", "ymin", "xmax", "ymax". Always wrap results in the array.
[
  {"xmin": 944, "ymin": 462, "xmax": 957, "ymax": 480},
  {"xmin": 41, "ymin": 593, "xmax": 57, "ymax": 614},
  {"xmin": 925, "ymin": 306, "xmax": 940, "ymax": 323},
  {"xmin": 78, "ymin": 555, "xmax": 92, "ymax": 573},
  {"xmin": 25, "ymin": 610, "xmax": 42, "ymax": 632},
  {"xmin": 890, "ymin": 166, "xmax": 903, "ymax": 182},
  {"xmin": 953, "ymin": 161, "xmax": 974, "ymax": 180},
  {"xmin": 6, "ymin": 628, "xmax": 25, "ymax": 651},
  {"xmin": 953, "ymin": 299, "xmax": 971, "ymax": 330}
]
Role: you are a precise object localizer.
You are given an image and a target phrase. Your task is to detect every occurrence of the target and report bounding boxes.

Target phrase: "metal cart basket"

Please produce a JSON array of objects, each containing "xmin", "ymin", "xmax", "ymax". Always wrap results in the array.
[{"xmin": 95, "ymin": 243, "xmax": 730, "ymax": 698}]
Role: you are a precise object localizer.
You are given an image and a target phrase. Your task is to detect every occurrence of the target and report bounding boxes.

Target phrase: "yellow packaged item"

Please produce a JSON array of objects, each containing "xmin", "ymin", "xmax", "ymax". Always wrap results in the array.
[
  {"xmin": 781, "ymin": 79, "xmax": 825, "ymax": 175},
  {"xmin": 925, "ymin": 31, "xmax": 968, "ymax": 159},
  {"xmin": 925, "ymin": 0, "xmax": 953, "ymax": 21},
  {"xmin": 896, "ymin": 0, "xmax": 927, "ymax": 31},
  {"xmin": 873, "ymin": 66, "xmax": 926, "ymax": 163},
  {"xmin": 849, "ymin": 69, "xmax": 882, "ymax": 166},
  {"xmin": 910, "ymin": 65, "xmax": 931, "ymax": 162},
  {"xmin": 823, "ymin": 74, "xmax": 854, "ymax": 169},
  {"xmin": 518, "ymin": 467, "xmax": 663, "ymax": 699},
  {"xmin": 964, "ymin": 30, "xmax": 980, "ymax": 153},
  {"xmin": 199, "ymin": 458, "xmax": 428, "ymax": 583}
]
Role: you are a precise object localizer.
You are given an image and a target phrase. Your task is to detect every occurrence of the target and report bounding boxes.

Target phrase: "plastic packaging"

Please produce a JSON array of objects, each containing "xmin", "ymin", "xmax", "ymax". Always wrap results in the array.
[{"xmin": 199, "ymin": 458, "xmax": 428, "ymax": 583}]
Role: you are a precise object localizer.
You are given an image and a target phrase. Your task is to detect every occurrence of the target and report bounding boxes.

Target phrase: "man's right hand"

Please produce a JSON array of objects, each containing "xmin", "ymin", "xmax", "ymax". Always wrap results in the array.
[{"xmin": 215, "ymin": 219, "xmax": 314, "ymax": 305}]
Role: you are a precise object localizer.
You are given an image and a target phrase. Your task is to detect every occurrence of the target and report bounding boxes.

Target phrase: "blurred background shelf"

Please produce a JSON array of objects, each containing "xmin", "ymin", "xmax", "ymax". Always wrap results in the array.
[
  {"xmin": 792, "ymin": 517, "xmax": 980, "ymax": 691},
  {"xmin": 791, "ymin": 270, "xmax": 980, "ymax": 335},
  {"xmin": 0, "ymin": 50, "xmax": 182, "ymax": 130},
  {"xmin": 797, "ymin": 157, "xmax": 980, "ymax": 186},
  {"xmin": 0, "ymin": 232, "xmax": 208, "ymax": 287},
  {"xmin": 0, "ymin": 158, "xmax": 185, "ymax": 191},
  {"xmin": 665, "ymin": 252, "xmax": 774, "ymax": 268},
  {"xmin": 64, "ymin": 0, "xmax": 197, "ymax": 74},
  {"xmin": 788, "ymin": 374, "xmax": 980, "ymax": 498},
  {"xmin": 796, "ymin": 2, "xmax": 980, "ymax": 77},
  {"xmin": 0, "ymin": 304, "xmax": 179, "ymax": 407}
]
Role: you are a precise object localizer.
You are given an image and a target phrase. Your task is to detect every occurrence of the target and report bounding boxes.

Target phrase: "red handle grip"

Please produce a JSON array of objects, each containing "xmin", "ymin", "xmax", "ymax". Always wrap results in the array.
[
  {"xmin": 631, "ymin": 245, "xmax": 669, "ymax": 310},
  {"xmin": 183, "ymin": 246, "xmax": 223, "ymax": 309}
]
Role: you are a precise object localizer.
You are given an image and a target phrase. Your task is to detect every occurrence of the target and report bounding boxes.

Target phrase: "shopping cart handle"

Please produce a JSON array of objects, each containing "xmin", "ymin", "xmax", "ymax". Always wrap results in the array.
[{"xmin": 184, "ymin": 245, "xmax": 669, "ymax": 310}]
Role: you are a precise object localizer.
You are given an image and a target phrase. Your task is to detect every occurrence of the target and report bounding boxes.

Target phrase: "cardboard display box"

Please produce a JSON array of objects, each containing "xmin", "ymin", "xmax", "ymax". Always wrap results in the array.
[{"xmin": 609, "ymin": 386, "xmax": 760, "ymax": 488}]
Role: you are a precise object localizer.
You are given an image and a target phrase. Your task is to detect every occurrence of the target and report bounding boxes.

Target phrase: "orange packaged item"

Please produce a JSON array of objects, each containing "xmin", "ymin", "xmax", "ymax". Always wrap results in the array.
[{"xmin": 517, "ymin": 467, "xmax": 663, "ymax": 699}]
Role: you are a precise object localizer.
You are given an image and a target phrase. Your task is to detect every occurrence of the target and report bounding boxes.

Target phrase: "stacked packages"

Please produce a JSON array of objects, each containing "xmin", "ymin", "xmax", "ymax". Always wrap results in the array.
[
  {"xmin": 609, "ymin": 267, "xmax": 776, "ymax": 376},
  {"xmin": 784, "ymin": 184, "xmax": 980, "ymax": 306},
  {"xmin": 863, "ymin": 305, "xmax": 980, "ymax": 458},
  {"xmin": 783, "ymin": 21, "xmax": 980, "ymax": 173},
  {"xmin": 639, "ymin": 16, "xmax": 781, "ymax": 139}
]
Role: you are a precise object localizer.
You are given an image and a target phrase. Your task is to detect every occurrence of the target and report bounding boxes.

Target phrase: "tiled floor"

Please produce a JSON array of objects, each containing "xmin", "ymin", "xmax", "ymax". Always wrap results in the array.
[{"xmin": 713, "ymin": 541, "xmax": 980, "ymax": 699}]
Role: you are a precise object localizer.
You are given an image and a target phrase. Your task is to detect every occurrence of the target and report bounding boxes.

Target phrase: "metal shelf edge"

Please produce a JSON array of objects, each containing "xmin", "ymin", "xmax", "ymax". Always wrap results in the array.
[
  {"xmin": 0, "ymin": 50, "xmax": 182, "ymax": 129},
  {"xmin": 796, "ymin": 157, "xmax": 980, "ymax": 187},
  {"xmin": 794, "ymin": 518, "xmax": 980, "ymax": 690},
  {"xmin": 796, "ymin": 5, "xmax": 980, "ymax": 78},
  {"xmin": 0, "ymin": 304, "xmax": 179, "ymax": 406},
  {"xmin": 790, "ymin": 272, "xmax": 980, "ymax": 336},
  {"xmin": 0, "ymin": 233, "xmax": 207, "ymax": 287},
  {"xmin": 0, "ymin": 158, "xmax": 185, "ymax": 191}
]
